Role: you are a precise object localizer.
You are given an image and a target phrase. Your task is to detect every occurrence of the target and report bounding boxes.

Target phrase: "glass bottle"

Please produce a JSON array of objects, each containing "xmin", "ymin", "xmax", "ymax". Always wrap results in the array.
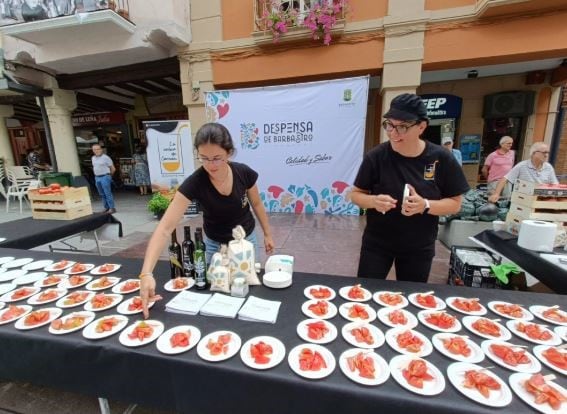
[
  {"xmin": 168, "ymin": 229, "xmax": 182, "ymax": 279},
  {"xmin": 182, "ymin": 226, "xmax": 195, "ymax": 279},
  {"xmin": 194, "ymin": 228, "xmax": 208, "ymax": 290}
]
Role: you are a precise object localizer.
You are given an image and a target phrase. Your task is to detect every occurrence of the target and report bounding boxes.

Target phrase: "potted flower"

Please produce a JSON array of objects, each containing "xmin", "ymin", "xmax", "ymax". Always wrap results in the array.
[
  {"xmin": 258, "ymin": 0, "xmax": 298, "ymax": 42},
  {"xmin": 303, "ymin": 0, "xmax": 349, "ymax": 45},
  {"xmin": 147, "ymin": 193, "xmax": 171, "ymax": 219}
]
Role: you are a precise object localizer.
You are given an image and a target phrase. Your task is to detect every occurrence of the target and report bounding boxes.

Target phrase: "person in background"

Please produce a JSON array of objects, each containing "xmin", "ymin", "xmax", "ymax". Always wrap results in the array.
[
  {"xmin": 91, "ymin": 143, "xmax": 116, "ymax": 213},
  {"xmin": 138, "ymin": 123, "xmax": 275, "ymax": 317},
  {"xmin": 132, "ymin": 145, "xmax": 151, "ymax": 196},
  {"xmin": 441, "ymin": 136, "xmax": 462, "ymax": 166},
  {"xmin": 482, "ymin": 136, "xmax": 515, "ymax": 199},
  {"xmin": 26, "ymin": 145, "xmax": 50, "ymax": 177},
  {"xmin": 488, "ymin": 142, "xmax": 558, "ymax": 203},
  {"xmin": 350, "ymin": 93, "xmax": 469, "ymax": 283}
]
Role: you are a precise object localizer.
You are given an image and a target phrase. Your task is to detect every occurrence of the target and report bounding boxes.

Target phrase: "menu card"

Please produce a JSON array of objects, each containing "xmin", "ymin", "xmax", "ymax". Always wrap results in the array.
[
  {"xmin": 165, "ymin": 291, "xmax": 211, "ymax": 315},
  {"xmin": 199, "ymin": 293, "xmax": 246, "ymax": 318},
  {"xmin": 238, "ymin": 296, "xmax": 281, "ymax": 324}
]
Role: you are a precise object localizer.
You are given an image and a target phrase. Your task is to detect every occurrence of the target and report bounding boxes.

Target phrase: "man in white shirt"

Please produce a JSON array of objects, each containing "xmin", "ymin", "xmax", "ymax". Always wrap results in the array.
[
  {"xmin": 91, "ymin": 144, "xmax": 116, "ymax": 213},
  {"xmin": 488, "ymin": 142, "xmax": 558, "ymax": 203}
]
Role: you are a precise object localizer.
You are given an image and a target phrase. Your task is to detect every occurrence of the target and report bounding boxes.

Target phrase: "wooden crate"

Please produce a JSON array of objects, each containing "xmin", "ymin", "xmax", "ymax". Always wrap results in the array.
[
  {"xmin": 29, "ymin": 187, "xmax": 92, "ymax": 220},
  {"xmin": 514, "ymin": 179, "xmax": 567, "ymax": 197},
  {"xmin": 508, "ymin": 203, "xmax": 567, "ymax": 222},
  {"xmin": 511, "ymin": 191, "xmax": 567, "ymax": 210}
]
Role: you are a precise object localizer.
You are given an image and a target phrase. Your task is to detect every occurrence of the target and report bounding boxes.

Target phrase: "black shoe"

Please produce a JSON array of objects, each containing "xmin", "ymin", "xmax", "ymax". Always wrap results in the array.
[{"xmin": 108, "ymin": 208, "xmax": 116, "ymax": 214}]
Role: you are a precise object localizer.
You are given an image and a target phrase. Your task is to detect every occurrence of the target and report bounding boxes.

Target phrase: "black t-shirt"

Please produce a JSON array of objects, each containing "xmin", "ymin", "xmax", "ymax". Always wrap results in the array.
[
  {"xmin": 178, "ymin": 162, "xmax": 258, "ymax": 243},
  {"xmin": 354, "ymin": 141, "xmax": 470, "ymax": 251}
]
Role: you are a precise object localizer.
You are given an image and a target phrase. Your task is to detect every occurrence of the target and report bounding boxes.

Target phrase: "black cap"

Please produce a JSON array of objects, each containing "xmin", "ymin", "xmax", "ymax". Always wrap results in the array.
[{"xmin": 384, "ymin": 93, "xmax": 428, "ymax": 121}]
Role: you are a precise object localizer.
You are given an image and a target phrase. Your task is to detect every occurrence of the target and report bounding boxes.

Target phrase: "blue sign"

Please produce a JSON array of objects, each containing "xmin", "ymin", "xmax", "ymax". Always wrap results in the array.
[
  {"xmin": 459, "ymin": 134, "xmax": 482, "ymax": 164},
  {"xmin": 421, "ymin": 94, "xmax": 463, "ymax": 119}
]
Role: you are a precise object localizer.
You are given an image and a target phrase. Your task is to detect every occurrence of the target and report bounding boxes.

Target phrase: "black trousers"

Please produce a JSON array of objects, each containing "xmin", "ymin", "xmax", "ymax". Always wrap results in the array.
[{"xmin": 357, "ymin": 240, "xmax": 434, "ymax": 283}]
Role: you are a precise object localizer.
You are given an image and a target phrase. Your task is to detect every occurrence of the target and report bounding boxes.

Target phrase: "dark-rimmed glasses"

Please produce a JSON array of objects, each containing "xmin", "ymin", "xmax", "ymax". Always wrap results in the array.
[
  {"xmin": 382, "ymin": 120, "xmax": 418, "ymax": 135},
  {"xmin": 197, "ymin": 156, "xmax": 226, "ymax": 165}
]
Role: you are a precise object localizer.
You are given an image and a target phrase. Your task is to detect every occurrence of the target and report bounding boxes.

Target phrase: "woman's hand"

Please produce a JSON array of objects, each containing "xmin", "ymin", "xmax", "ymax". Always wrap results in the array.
[
  {"xmin": 139, "ymin": 274, "xmax": 162, "ymax": 319},
  {"xmin": 264, "ymin": 235, "xmax": 275, "ymax": 255},
  {"xmin": 372, "ymin": 194, "xmax": 397, "ymax": 214},
  {"xmin": 401, "ymin": 185, "xmax": 426, "ymax": 216}
]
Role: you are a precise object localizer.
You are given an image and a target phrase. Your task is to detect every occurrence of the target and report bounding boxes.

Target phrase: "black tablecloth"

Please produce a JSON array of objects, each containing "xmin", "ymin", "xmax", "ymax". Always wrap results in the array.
[
  {"xmin": 473, "ymin": 230, "xmax": 567, "ymax": 294},
  {"xmin": 0, "ymin": 213, "xmax": 123, "ymax": 249},
  {"xmin": 0, "ymin": 247, "xmax": 565, "ymax": 414}
]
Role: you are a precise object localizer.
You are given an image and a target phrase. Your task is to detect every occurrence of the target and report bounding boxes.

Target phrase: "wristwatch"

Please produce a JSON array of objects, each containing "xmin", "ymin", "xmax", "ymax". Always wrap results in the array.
[{"xmin": 423, "ymin": 199, "xmax": 430, "ymax": 215}]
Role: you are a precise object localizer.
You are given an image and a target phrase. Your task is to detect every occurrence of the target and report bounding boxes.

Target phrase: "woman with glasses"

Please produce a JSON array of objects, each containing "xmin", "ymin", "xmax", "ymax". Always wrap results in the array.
[
  {"xmin": 488, "ymin": 142, "xmax": 558, "ymax": 203},
  {"xmin": 138, "ymin": 123, "xmax": 275, "ymax": 317},
  {"xmin": 350, "ymin": 93, "xmax": 469, "ymax": 283}
]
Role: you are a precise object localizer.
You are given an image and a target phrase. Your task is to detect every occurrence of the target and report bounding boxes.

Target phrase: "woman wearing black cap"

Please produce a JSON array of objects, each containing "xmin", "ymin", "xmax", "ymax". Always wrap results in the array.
[{"xmin": 351, "ymin": 93, "xmax": 469, "ymax": 282}]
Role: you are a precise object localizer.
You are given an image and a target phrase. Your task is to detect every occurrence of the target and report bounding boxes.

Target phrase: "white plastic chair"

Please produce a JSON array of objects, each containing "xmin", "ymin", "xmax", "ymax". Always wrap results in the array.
[{"xmin": 5, "ymin": 170, "xmax": 38, "ymax": 213}]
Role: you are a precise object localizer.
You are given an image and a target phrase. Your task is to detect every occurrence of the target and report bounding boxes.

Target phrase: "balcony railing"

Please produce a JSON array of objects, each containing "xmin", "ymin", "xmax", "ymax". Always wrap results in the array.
[{"xmin": 0, "ymin": 0, "xmax": 131, "ymax": 28}]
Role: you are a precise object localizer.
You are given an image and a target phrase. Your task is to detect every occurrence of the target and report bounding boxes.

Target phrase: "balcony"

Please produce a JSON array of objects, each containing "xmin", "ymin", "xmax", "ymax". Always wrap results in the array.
[
  {"xmin": 0, "ymin": 1, "xmax": 134, "ymax": 45},
  {"xmin": 252, "ymin": 0, "xmax": 346, "ymax": 45}
]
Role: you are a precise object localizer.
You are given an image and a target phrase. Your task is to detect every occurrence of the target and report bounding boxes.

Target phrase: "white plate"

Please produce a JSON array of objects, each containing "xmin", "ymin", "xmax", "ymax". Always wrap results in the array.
[
  {"xmin": 341, "ymin": 321, "xmax": 385, "ymax": 349},
  {"xmin": 27, "ymin": 288, "xmax": 68, "ymax": 305},
  {"xmin": 445, "ymin": 296, "xmax": 488, "ymax": 316},
  {"xmin": 408, "ymin": 292, "xmax": 446, "ymax": 311},
  {"xmin": 417, "ymin": 310, "xmax": 462, "ymax": 333},
  {"xmin": 555, "ymin": 326, "xmax": 567, "ymax": 341},
  {"xmin": 58, "ymin": 275, "xmax": 93, "ymax": 289},
  {"xmin": 240, "ymin": 335, "xmax": 286, "ymax": 370},
  {"xmin": 296, "ymin": 318, "xmax": 338, "ymax": 344},
  {"xmin": 119, "ymin": 320, "xmax": 164, "ymax": 347},
  {"xmin": 447, "ymin": 362, "xmax": 512, "ymax": 407},
  {"xmin": 44, "ymin": 260, "xmax": 75, "ymax": 272},
  {"xmin": 481, "ymin": 339, "xmax": 542, "ymax": 373},
  {"xmin": 111, "ymin": 279, "xmax": 140, "ymax": 294},
  {"xmin": 338, "ymin": 302, "xmax": 377, "ymax": 323},
  {"xmin": 84, "ymin": 293, "xmax": 123, "ymax": 312},
  {"xmin": 0, "ymin": 282, "xmax": 17, "ymax": 296},
  {"xmin": 48, "ymin": 311, "xmax": 96, "ymax": 335},
  {"xmin": 117, "ymin": 296, "xmax": 155, "ymax": 315},
  {"xmin": 0, "ymin": 256, "xmax": 15, "ymax": 266},
  {"xmin": 509, "ymin": 372, "xmax": 567, "ymax": 414},
  {"xmin": 22, "ymin": 260, "xmax": 53, "ymax": 271},
  {"xmin": 301, "ymin": 299, "xmax": 338, "ymax": 320},
  {"xmin": 0, "ymin": 286, "xmax": 40, "ymax": 302},
  {"xmin": 462, "ymin": 316, "xmax": 512, "ymax": 341},
  {"xmin": 82, "ymin": 314, "xmax": 129, "ymax": 339},
  {"xmin": 287, "ymin": 343, "xmax": 336, "ymax": 380},
  {"xmin": 338, "ymin": 285, "xmax": 372, "ymax": 302},
  {"xmin": 0, "ymin": 267, "xmax": 5, "ymax": 274},
  {"xmin": 431, "ymin": 333, "xmax": 485, "ymax": 363},
  {"xmin": 55, "ymin": 290, "xmax": 95, "ymax": 308},
  {"xmin": 34, "ymin": 274, "xmax": 68, "ymax": 288},
  {"xmin": 389, "ymin": 354, "xmax": 445, "ymax": 396},
  {"xmin": 529, "ymin": 305, "xmax": 567, "ymax": 327},
  {"xmin": 90, "ymin": 263, "xmax": 122, "ymax": 275},
  {"xmin": 0, "ymin": 302, "xmax": 3, "ymax": 310},
  {"xmin": 487, "ymin": 301, "xmax": 533, "ymax": 320},
  {"xmin": 85, "ymin": 276, "xmax": 121, "ymax": 291},
  {"xmin": 303, "ymin": 284, "xmax": 336, "ymax": 301},
  {"xmin": 506, "ymin": 320, "xmax": 561, "ymax": 346},
  {"xmin": 339, "ymin": 348, "xmax": 390, "ymax": 386},
  {"xmin": 0, "ymin": 269, "xmax": 27, "ymax": 282},
  {"xmin": 163, "ymin": 277, "xmax": 196, "ymax": 292},
  {"xmin": 532, "ymin": 345, "xmax": 567, "ymax": 376},
  {"xmin": 14, "ymin": 272, "xmax": 48, "ymax": 286},
  {"xmin": 0, "ymin": 304, "xmax": 32, "ymax": 325},
  {"xmin": 372, "ymin": 291, "xmax": 409, "ymax": 309},
  {"xmin": 376, "ymin": 307, "xmax": 418, "ymax": 329},
  {"xmin": 63, "ymin": 263, "xmax": 95, "ymax": 275},
  {"xmin": 196, "ymin": 330, "xmax": 242, "ymax": 362},
  {"xmin": 385, "ymin": 327, "xmax": 433, "ymax": 357},
  {"xmin": 157, "ymin": 325, "xmax": 202, "ymax": 355},
  {"xmin": 1, "ymin": 257, "xmax": 33, "ymax": 269},
  {"xmin": 14, "ymin": 307, "xmax": 62, "ymax": 330}
]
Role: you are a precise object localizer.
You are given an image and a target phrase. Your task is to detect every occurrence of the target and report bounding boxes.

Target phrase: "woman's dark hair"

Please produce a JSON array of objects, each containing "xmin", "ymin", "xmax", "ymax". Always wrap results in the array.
[{"xmin": 194, "ymin": 123, "xmax": 234, "ymax": 154}]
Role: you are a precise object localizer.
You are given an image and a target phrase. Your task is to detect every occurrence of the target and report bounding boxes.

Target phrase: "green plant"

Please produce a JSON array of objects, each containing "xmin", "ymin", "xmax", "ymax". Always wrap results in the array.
[{"xmin": 147, "ymin": 193, "xmax": 171, "ymax": 216}]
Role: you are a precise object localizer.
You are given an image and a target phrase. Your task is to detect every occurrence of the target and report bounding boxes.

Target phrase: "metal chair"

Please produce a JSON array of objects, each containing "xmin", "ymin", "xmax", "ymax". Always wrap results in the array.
[{"xmin": 5, "ymin": 170, "xmax": 39, "ymax": 213}]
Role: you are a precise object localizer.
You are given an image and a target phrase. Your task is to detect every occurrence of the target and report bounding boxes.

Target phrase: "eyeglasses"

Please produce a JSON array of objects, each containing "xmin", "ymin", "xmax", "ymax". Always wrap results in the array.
[
  {"xmin": 535, "ymin": 151, "xmax": 550, "ymax": 155},
  {"xmin": 382, "ymin": 120, "xmax": 418, "ymax": 135},
  {"xmin": 197, "ymin": 156, "xmax": 226, "ymax": 165}
]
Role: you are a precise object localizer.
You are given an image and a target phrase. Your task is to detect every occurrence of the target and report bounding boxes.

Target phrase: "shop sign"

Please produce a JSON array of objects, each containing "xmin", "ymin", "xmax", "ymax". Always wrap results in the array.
[
  {"xmin": 459, "ymin": 134, "xmax": 482, "ymax": 164},
  {"xmin": 72, "ymin": 112, "xmax": 125, "ymax": 127},
  {"xmin": 421, "ymin": 94, "xmax": 462, "ymax": 119}
]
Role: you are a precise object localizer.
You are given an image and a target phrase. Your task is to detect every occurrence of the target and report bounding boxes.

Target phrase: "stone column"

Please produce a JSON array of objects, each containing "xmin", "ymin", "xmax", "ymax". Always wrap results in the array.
[
  {"xmin": 0, "ymin": 105, "xmax": 15, "ymax": 166},
  {"xmin": 40, "ymin": 89, "xmax": 79, "ymax": 175}
]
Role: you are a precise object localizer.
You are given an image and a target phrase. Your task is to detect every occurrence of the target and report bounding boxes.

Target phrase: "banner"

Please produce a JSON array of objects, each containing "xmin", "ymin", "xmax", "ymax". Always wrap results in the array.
[
  {"xmin": 205, "ymin": 76, "xmax": 368, "ymax": 215},
  {"xmin": 144, "ymin": 120, "xmax": 194, "ymax": 191}
]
